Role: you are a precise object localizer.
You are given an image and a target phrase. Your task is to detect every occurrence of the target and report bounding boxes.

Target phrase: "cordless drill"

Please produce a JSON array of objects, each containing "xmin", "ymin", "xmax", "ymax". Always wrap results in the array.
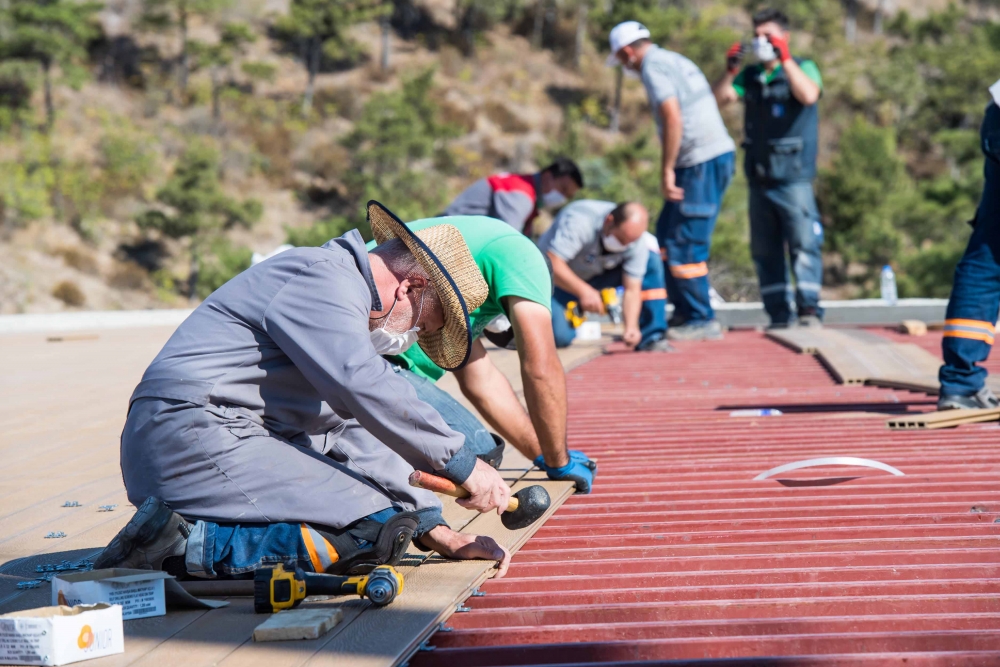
[
  {"xmin": 566, "ymin": 288, "xmax": 623, "ymax": 327},
  {"xmin": 253, "ymin": 563, "xmax": 404, "ymax": 613}
]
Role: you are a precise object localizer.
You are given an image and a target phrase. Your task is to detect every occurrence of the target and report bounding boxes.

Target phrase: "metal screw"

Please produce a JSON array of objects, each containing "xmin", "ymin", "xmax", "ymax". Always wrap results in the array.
[
  {"xmin": 44, "ymin": 532, "xmax": 66, "ymax": 539},
  {"xmin": 62, "ymin": 501, "xmax": 81, "ymax": 508},
  {"xmin": 470, "ymin": 588, "xmax": 485, "ymax": 597},
  {"xmin": 455, "ymin": 604, "xmax": 472, "ymax": 613},
  {"xmin": 98, "ymin": 505, "xmax": 118, "ymax": 512}
]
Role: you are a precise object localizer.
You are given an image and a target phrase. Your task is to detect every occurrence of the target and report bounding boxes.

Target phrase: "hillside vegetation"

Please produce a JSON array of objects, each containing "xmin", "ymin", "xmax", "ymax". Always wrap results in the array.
[{"xmin": 0, "ymin": 0, "xmax": 997, "ymax": 313}]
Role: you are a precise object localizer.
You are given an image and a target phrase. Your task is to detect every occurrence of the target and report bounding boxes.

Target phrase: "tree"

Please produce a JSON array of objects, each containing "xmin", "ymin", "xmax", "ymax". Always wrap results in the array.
[
  {"xmin": 274, "ymin": 0, "xmax": 388, "ymax": 116},
  {"xmin": 0, "ymin": 0, "xmax": 101, "ymax": 130},
  {"xmin": 139, "ymin": 0, "xmax": 229, "ymax": 101},
  {"xmin": 189, "ymin": 21, "xmax": 255, "ymax": 120},
  {"xmin": 137, "ymin": 141, "xmax": 261, "ymax": 299}
]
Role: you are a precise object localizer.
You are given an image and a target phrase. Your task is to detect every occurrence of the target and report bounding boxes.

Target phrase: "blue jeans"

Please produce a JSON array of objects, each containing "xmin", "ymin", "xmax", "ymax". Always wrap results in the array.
[
  {"xmin": 656, "ymin": 151, "xmax": 735, "ymax": 324},
  {"xmin": 186, "ymin": 507, "xmax": 401, "ymax": 578},
  {"xmin": 550, "ymin": 250, "xmax": 667, "ymax": 349},
  {"xmin": 940, "ymin": 102, "xmax": 1000, "ymax": 397},
  {"xmin": 392, "ymin": 366, "xmax": 498, "ymax": 455},
  {"xmin": 749, "ymin": 180, "xmax": 825, "ymax": 325}
]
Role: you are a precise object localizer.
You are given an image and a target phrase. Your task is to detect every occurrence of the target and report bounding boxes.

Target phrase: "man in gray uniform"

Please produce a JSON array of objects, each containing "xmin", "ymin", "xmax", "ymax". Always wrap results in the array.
[
  {"xmin": 539, "ymin": 200, "xmax": 670, "ymax": 352},
  {"xmin": 609, "ymin": 21, "xmax": 736, "ymax": 341},
  {"xmin": 95, "ymin": 202, "xmax": 515, "ymax": 579}
]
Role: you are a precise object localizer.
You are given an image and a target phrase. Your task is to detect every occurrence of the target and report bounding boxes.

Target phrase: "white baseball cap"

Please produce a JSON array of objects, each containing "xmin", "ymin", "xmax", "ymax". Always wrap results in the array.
[{"xmin": 606, "ymin": 21, "xmax": 651, "ymax": 66}]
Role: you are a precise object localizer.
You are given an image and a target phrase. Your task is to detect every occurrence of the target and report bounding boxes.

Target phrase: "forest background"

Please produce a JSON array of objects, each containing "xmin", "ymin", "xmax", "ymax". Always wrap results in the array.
[{"xmin": 0, "ymin": 0, "xmax": 996, "ymax": 312}]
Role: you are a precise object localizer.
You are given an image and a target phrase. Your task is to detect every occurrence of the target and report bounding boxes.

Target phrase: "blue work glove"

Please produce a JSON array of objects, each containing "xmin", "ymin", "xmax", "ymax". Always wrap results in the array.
[{"xmin": 534, "ymin": 453, "xmax": 597, "ymax": 494}]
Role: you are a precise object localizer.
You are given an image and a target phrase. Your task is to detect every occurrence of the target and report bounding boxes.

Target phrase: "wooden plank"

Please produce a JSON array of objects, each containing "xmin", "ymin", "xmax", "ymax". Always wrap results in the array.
[
  {"xmin": 253, "ymin": 607, "xmax": 345, "ymax": 642},
  {"xmin": 898, "ymin": 320, "xmax": 928, "ymax": 336},
  {"xmin": 887, "ymin": 407, "xmax": 1000, "ymax": 430},
  {"xmin": 302, "ymin": 472, "xmax": 576, "ymax": 667}
]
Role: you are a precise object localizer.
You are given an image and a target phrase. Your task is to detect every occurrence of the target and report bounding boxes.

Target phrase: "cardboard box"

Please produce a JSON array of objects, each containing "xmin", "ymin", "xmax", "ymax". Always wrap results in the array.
[
  {"xmin": 52, "ymin": 570, "xmax": 168, "ymax": 620},
  {"xmin": 0, "ymin": 603, "xmax": 124, "ymax": 666},
  {"xmin": 51, "ymin": 569, "xmax": 228, "ymax": 621}
]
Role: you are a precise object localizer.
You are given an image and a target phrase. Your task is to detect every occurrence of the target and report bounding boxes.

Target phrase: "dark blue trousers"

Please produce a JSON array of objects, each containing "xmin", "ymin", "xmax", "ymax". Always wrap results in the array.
[
  {"xmin": 939, "ymin": 102, "xmax": 1000, "ymax": 397},
  {"xmin": 656, "ymin": 151, "xmax": 735, "ymax": 324},
  {"xmin": 551, "ymin": 251, "xmax": 667, "ymax": 349}
]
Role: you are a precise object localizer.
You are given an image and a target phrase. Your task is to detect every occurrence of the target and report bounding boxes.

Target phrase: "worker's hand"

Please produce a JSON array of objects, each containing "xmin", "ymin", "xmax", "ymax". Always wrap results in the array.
[
  {"xmin": 622, "ymin": 327, "xmax": 642, "ymax": 349},
  {"xmin": 420, "ymin": 525, "xmax": 512, "ymax": 578},
  {"xmin": 534, "ymin": 453, "xmax": 597, "ymax": 494},
  {"xmin": 459, "ymin": 458, "xmax": 512, "ymax": 516},
  {"xmin": 725, "ymin": 41, "xmax": 744, "ymax": 74},
  {"xmin": 578, "ymin": 285, "xmax": 605, "ymax": 314},
  {"xmin": 662, "ymin": 168, "xmax": 684, "ymax": 202},
  {"xmin": 767, "ymin": 33, "xmax": 791, "ymax": 63}
]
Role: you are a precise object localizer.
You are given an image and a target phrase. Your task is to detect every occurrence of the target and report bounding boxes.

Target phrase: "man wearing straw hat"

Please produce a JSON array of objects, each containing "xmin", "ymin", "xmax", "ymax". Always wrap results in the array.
[{"xmin": 95, "ymin": 201, "xmax": 515, "ymax": 579}]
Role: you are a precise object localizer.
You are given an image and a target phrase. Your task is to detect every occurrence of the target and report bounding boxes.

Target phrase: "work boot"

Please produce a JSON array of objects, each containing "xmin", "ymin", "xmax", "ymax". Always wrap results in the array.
[
  {"xmin": 797, "ymin": 309, "xmax": 823, "ymax": 328},
  {"xmin": 636, "ymin": 337, "xmax": 676, "ymax": 352},
  {"xmin": 666, "ymin": 319, "xmax": 724, "ymax": 341},
  {"xmin": 766, "ymin": 321, "xmax": 791, "ymax": 331},
  {"xmin": 937, "ymin": 386, "xmax": 1000, "ymax": 411},
  {"xmin": 477, "ymin": 434, "xmax": 505, "ymax": 470},
  {"xmin": 94, "ymin": 497, "xmax": 191, "ymax": 571},
  {"xmin": 317, "ymin": 511, "xmax": 419, "ymax": 576}
]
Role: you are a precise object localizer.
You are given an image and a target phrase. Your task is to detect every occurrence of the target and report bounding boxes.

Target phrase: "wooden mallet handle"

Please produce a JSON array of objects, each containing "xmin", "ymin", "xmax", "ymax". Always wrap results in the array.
[{"xmin": 408, "ymin": 470, "xmax": 520, "ymax": 511}]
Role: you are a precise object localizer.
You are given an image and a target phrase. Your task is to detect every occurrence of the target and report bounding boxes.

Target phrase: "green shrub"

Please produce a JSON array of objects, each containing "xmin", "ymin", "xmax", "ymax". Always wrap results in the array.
[
  {"xmin": 52, "ymin": 280, "xmax": 85, "ymax": 306},
  {"xmin": 196, "ymin": 239, "xmax": 252, "ymax": 298}
]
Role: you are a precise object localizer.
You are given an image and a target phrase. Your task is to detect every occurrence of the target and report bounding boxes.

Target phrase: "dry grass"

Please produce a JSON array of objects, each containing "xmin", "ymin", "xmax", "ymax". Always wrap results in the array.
[
  {"xmin": 51, "ymin": 280, "xmax": 86, "ymax": 307},
  {"xmin": 108, "ymin": 261, "xmax": 151, "ymax": 291},
  {"xmin": 53, "ymin": 246, "xmax": 100, "ymax": 275}
]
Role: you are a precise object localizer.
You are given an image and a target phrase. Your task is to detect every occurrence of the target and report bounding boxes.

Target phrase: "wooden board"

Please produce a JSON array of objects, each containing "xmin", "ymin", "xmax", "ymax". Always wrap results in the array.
[
  {"xmin": 886, "ymin": 407, "xmax": 1000, "ymax": 430},
  {"xmin": 253, "ymin": 607, "xmax": 345, "ymax": 642}
]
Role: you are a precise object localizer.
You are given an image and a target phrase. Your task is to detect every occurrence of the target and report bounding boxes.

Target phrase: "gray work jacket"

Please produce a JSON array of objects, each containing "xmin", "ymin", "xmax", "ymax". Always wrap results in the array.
[{"xmin": 129, "ymin": 231, "xmax": 476, "ymax": 484}]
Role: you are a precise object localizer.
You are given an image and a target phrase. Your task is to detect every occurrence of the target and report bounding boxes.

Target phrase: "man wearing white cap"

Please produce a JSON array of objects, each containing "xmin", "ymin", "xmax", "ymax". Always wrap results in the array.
[{"xmin": 608, "ymin": 21, "xmax": 736, "ymax": 341}]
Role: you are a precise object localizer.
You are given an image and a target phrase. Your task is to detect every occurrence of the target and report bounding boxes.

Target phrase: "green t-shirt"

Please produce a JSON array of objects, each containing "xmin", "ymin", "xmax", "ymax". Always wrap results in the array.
[
  {"xmin": 366, "ymin": 216, "xmax": 552, "ymax": 381},
  {"xmin": 732, "ymin": 60, "xmax": 823, "ymax": 97}
]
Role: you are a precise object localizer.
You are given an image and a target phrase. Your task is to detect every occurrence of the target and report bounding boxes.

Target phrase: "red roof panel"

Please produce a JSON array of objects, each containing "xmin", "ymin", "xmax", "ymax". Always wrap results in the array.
[{"xmin": 414, "ymin": 330, "xmax": 1000, "ymax": 666}]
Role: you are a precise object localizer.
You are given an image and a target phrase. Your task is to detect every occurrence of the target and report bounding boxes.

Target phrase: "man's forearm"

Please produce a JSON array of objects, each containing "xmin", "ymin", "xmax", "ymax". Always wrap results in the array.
[
  {"xmin": 520, "ymin": 350, "xmax": 568, "ymax": 468},
  {"xmin": 622, "ymin": 282, "xmax": 642, "ymax": 333},
  {"xmin": 549, "ymin": 252, "xmax": 593, "ymax": 298},
  {"xmin": 456, "ymin": 356, "xmax": 542, "ymax": 460},
  {"xmin": 712, "ymin": 71, "xmax": 738, "ymax": 106},
  {"xmin": 782, "ymin": 59, "xmax": 820, "ymax": 105},
  {"xmin": 659, "ymin": 100, "xmax": 683, "ymax": 172}
]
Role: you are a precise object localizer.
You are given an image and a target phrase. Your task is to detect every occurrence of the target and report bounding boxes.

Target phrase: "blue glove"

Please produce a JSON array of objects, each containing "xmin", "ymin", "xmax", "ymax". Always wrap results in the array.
[{"xmin": 534, "ymin": 453, "xmax": 597, "ymax": 494}]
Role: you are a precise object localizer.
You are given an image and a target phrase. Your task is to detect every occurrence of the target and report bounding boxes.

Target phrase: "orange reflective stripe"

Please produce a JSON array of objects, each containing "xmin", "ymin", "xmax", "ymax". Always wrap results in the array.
[
  {"xmin": 640, "ymin": 288, "xmax": 667, "ymax": 301},
  {"xmin": 945, "ymin": 318, "xmax": 995, "ymax": 333},
  {"xmin": 943, "ymin": 330, "xmax": 995, "ymax": 345},
  {"xmin": 669, "ymin": 262, "xmax": 708, "ymax": 279},
  {"xmin": 300, "ymin": 523, "xmax": 324, "ymax": 572},
  {"xmin": 321, "ymin": 535, "xmax": 339, "ymax": 565}
]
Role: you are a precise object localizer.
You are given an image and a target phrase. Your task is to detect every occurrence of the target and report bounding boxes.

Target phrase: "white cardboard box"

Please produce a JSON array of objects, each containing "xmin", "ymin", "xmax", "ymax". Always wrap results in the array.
[
  {"xmin": 52, "ymin": 570, "xmax": 168, "ymax": 620},
  {"xmin": 0, "ymin": 603, "xmax": 124, "ymax": 666}
]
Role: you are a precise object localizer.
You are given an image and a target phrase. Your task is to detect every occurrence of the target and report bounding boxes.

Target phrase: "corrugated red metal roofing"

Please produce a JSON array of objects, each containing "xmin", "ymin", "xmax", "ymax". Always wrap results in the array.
[{"xmin": 413, "ymin": 329, "xmax": 1000, "ymax": 666}]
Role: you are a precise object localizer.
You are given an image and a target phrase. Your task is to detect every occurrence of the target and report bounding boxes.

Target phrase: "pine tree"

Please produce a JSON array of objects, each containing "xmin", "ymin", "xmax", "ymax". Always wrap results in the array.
[
  {"xmin": 0, "ymin": 0, "xmax": 101, "ymax": 130},
  {"xmin": 139, "ymin": 0, "xmax": 229, "ymax": 101},
  {"xmin": 274, "ymin": 0, "xmax": 388, "ymax": 115},
  {"xmin": 189, "ymin": 21, "xmax": 255, "ymax": 120},
  {"xmin": 136, "ymin": 141, "xmax": 261, "ymax": 299}
]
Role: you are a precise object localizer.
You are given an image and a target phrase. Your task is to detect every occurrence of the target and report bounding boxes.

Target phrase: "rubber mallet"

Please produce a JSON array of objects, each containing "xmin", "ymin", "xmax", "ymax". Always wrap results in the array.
[{"xmin": 408, "ymin": 470, "xmax": 550, "ymax": 530}]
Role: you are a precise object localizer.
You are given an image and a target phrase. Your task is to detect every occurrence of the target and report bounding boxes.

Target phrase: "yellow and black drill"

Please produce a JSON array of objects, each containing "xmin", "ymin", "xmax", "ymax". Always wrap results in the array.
[
  {"xmin": 253, "ymin": 563, "xmax": 404, "ymax": 613},
  {"xmin": 566, "ymin": 288, "xmax": 623, "ymax": 327}
]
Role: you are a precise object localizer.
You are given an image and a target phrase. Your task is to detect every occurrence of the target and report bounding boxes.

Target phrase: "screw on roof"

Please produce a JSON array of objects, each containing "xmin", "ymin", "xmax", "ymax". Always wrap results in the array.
[
  {"xmin": 98, "ymin": 504, "xmax": 118, "ymax": 512},
  {"xmin": 62, "ymin": 501, "xmax": 81, "ymax": 508},
  {"xmin": 44, "ymin": 532, "xmax": 66, "ymax": 539}
]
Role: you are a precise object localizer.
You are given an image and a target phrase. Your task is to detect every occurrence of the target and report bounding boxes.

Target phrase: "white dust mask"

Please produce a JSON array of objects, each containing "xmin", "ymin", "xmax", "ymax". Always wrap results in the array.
[
  {"xmin": 542, "ymin": 190, "xmax": 568, "ymax": 209},
  {"xmin": 370, "ymin": 290, "xmax": 423, "ymax": 355},
  {"xmin": 753, "ymin": 36, "xmax": 777, "ymax": 62},
  {"xmin": 602, "ymin": 233, "xmax": 629, "ymax": 253}
]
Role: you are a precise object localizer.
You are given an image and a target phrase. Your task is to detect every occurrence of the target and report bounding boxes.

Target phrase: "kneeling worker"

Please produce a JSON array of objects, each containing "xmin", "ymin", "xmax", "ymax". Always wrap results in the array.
[
  {"xmin": 96, "ymin": 202, "xmax": 515, "ymax": 579},
  {"xmin": 370, "ymin": 209, "xmax": 598, "ymax": 493},
  {"xmin": 539, "ymin": 200, "xmax": 670, "ymax": 352},
  {"xmin": 444, "ymin": 158, "xmax": 584, "ymax": 236}
]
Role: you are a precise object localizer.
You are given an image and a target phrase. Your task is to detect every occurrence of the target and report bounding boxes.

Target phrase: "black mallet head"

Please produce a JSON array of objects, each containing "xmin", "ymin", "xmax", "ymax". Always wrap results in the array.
[{"xmin": 502, "ymin": 485, "xmax": 551, "ymax": 530}]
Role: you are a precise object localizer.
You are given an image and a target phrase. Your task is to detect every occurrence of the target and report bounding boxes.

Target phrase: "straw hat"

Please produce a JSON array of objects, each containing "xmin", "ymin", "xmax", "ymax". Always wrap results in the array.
[{"xmin": 368, "ymin": 201, "xmax": 489, "ymax": 370}]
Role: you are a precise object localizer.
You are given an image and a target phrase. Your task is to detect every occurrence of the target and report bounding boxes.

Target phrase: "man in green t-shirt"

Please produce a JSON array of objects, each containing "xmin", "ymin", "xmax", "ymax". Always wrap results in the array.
[
  {"xmin": 712, "ymin": 8, "xmax": 826, "ymax": 330},
  {"xmin": 368, "ymin": 215, "xmax": 597, "ymax": 493}
]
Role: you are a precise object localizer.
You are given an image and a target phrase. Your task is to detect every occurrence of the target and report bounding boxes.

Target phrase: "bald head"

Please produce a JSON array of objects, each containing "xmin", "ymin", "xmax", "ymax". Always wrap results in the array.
[{"xmin": 603, "ymin": 202, "xmax": 649, "ymax": 247}]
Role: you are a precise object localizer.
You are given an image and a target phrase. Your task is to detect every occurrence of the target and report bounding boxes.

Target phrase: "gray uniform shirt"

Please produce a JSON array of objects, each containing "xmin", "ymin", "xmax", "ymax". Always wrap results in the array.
[
  {"xmin": 443, "ymin": 174, "xmax": 538, "ymax": 233},
  {"xmin": 641, "ymin": 46, "xmax": 736, "ymax": 169},
  {"xmin": 537, "ymin": 200, "xmax": 648, "ymax": 282},
  {"xmin": 130, "ymin": 230, "xmax": 476, "ymax": 484}
]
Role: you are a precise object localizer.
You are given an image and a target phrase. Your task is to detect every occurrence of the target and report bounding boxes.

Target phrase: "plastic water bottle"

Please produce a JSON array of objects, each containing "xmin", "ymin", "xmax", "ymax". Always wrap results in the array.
[{"xmin": 880, "ymin": 265, "xmax": 898, "ymax": 305}]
